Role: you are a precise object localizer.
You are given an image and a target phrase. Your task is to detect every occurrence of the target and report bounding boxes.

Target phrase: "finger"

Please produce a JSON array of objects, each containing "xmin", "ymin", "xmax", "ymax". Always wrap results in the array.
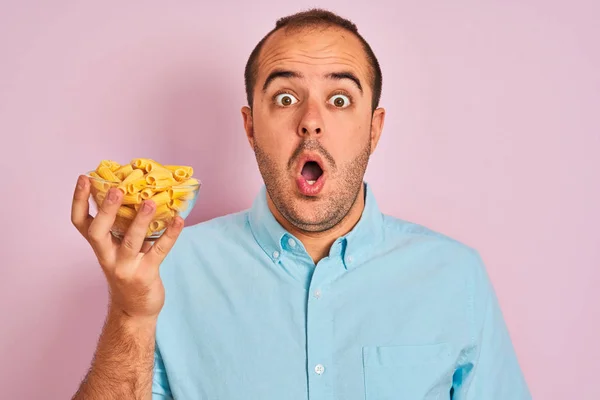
[
  {"xmin": 117, "ymin": 200, "xmax": 157, "ymax": 260},
  {"xmin": 71, "ymin": 175, "xmax": 94, "ymax": 238},
  {"xmin": 142, "ymin": 216, "xmax": 184, "ymax": 267},
  {"xmin": 87, "ymin": 187, "xmax": 122, "ymax": 251}
]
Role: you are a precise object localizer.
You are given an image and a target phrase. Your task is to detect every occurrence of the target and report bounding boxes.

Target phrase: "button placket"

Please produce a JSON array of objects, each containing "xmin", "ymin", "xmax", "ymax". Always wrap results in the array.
[{"xmin": 306, "ymin": 257, "xmax": 335, "ymax": 399}]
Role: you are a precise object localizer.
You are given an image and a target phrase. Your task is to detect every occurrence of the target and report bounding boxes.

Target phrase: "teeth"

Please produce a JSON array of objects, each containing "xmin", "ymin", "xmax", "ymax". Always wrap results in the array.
[{"xmin": 307, "ymin": 180, "xmax": 316, "ymax": 185}]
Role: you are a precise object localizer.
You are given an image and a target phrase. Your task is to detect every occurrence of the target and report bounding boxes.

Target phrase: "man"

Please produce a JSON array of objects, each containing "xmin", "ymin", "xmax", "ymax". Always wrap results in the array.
[{"xmin": 71, "ymin": 8, "xmax": 531, "ymax": 400}]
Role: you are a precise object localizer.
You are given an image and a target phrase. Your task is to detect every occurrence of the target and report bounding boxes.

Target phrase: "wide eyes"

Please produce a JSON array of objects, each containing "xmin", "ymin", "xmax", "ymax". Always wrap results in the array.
[
  {"xmin": 274, "ymin": 92, "xmax": 352, "ymax": 108},
  {"xmin": 328, "ymin": 94, "xmax": 351, "ymax": 108},
  {"xmin": 274, "ymin": 93, "xmax": 299, "ymax": 107}
]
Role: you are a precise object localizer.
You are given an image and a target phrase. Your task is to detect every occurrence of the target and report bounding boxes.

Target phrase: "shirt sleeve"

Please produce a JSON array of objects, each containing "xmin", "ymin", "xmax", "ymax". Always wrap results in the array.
[
  {"xmin": 152, "ymin": 344, "xmax": 173, "ymax": 400},
  {"xmin": 452, "ymin": 251, "xmax": 532, "ymax": 399}
]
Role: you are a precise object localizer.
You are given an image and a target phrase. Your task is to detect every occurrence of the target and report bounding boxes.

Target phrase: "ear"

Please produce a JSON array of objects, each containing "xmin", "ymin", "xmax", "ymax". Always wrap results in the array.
[
  {"xmin": 369, "ymin": 107, "xmax": 385, "ymax": 154},
  {"xmin": 241, "ymin": 106, "xmax": 254, "ymax": 148}
]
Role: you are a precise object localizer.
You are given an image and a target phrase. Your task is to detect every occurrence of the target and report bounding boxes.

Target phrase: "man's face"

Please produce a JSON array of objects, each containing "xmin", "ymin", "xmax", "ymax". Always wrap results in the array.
[{"xmin": 242, "ymin": 26, "xmax": 385, "ymax": 233}]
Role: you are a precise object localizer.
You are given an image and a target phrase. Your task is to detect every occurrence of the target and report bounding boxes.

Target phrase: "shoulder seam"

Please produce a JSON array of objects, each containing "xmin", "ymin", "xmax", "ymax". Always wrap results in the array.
[{"xmin": 381, "ymin": 214, "xmax": 474, "ymax": 249}]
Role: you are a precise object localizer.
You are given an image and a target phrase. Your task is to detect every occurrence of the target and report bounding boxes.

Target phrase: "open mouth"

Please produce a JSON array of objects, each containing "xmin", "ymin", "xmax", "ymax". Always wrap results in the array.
[
  {"xmin": 301, "ymin": 161, "xmax": 323, "ymax": 185},
  {"xmin": 296, "ymin": 157, "xmax": 326, "ymax": 196}
]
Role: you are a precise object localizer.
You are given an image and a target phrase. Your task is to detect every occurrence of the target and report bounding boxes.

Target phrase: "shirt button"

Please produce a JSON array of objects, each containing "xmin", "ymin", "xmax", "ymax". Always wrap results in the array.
[
  {"xmin": 272, "ymin": 251, "xmax": 280, "ymax": 259},
  {"xmin": 288, "ymin": 238, "xmax": 296, "ymax": 248},
  {"xmin": 347, "ymin": 255, "xmax": 354, "ymax": 264},
  {"xmin": 314, "ymin": 364, "xmax": 325, "ymax": 375},
  {"xmin": 314, "ymin": 289, "xmax": 322, "ymax": 299}
]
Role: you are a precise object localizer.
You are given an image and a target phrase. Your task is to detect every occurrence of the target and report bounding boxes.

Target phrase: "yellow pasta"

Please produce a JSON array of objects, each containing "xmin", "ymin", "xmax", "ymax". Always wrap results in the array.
[
  {"xmin": 126, "ymin": 177, "xmax": 147, "ymax": 194},
  {"xmin": 131, "ymin": 158, "xmax": 154, "ymax": 171},
  {"xmin": 151, "ymin": 178, "xmax": 178, "ymax": 189},
  {"xmin": 164, "ymin": 165, "xmax": 193, "ymax": 182},
  {"xmin": 178, "ymin": 178, "xmax": 199, "ymax": 187},
  {"xmin": 171, "ymin": 179, "xmax": 198, "ymax": 200},
  {"xmin": 168, "ymin": 198, "xmax": 188, "ymax": 212},
  {"xmin": 147, "ymin": 220, "xmax": 167, "ymax": 236},
  {"xmin": 114, "ymin": 164, "xmax": 134, "ymax": 181},
  {"xmin": 144, "ymin": 160, "xmax": 164, "ymax": 173},
  {"xmin": 96, "ymin": 166, "xmax": 120, "ymax": 183},
  {"xmin": 122, "ymin": 192, "xmax": 142, "ymax": 205},
  {"xmin": 100, "ymin": 160, "xmax": 121, "ymax": 172},
  {"xmin": 148, "ymin": 191, "xmax": 171, "ymax": 207},
  {"xmin": 117, "ymin": 169, "xmax": 144, "ymax": 194},
  {"xmin": 150, "ymin": 220, "xmax": 166, "ymax": 231},
  {"xmin": 150, "ymin": 166, "xmax": 174, "ymax": 176},
  {"xmin": 121, "ymin": 168, "xmax": 143, "ymax": 183},
  {"xmin": 88, "ymin": 158, "xmax": 199, "ymax": 238},
  {"xmin": 95, "ymin": 191, "xmax": 106, "ymax": 205},
  {"xmin": 89, "ymin": 172, "xmax": 111, "ymax": 192},
  {"xmin": 165, "ymin": 165, "xmax": 194, "ymax": 176},
  {"xmin": 173, "ymin": 169, "xmax": 188, "ymax": 182},
  {"xmin": 117, "ymin": 205, "xmax": 136, "ymax": 220},
  {"xmin": 146, "ymin": 169, "xmax": 177, "ymax": 187},
  {"xmin": 140, "ymin": 187, "xmax": 154, "ymax": 200},
  {"xmin": 168, "ymin": 186, "xmax": 194, "ymax": 200},
  {"xmin": 132, "ymin": 203, "xmax": 174, "ymax": 220},
  {"xmin": 155, "ymin": 204, "xmax": 175, "ymax": 219}
]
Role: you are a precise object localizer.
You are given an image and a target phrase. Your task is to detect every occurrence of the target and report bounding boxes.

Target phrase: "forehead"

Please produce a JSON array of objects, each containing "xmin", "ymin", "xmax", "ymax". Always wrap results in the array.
[{"xmin": 256, "ymin": 26, "xmax": 371, "ymax": 86}]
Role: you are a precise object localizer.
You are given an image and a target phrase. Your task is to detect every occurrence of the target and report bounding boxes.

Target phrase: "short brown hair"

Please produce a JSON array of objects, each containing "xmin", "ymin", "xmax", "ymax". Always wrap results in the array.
[{"xmin": 244, "ymin": 8, "xmax": 383, "ymax": 113}]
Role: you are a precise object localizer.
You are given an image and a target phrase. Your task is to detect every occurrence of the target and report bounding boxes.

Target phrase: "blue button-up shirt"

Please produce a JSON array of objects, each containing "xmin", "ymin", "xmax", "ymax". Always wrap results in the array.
[{"xmin": 152, "ymin": 183, "xmax": 531, "ymax": 399}]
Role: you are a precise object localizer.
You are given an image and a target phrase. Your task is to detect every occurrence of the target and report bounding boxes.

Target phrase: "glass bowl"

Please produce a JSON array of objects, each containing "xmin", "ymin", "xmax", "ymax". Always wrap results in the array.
[{"xmin": 86, "ymin": 171, "xmax": 201, "ymax": 241}]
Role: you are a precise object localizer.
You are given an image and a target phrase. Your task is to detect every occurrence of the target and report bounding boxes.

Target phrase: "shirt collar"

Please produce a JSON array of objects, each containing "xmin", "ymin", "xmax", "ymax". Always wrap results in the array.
[{"xmin": 247, "ymin": 182, "xmax": 384, "ymax": 269}]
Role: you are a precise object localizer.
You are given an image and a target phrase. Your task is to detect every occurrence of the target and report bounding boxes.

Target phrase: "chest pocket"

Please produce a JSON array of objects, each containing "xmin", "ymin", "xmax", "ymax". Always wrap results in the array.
[{"xmin": 362, "ymin": 343, "xmax": 454, "ymax": 400}]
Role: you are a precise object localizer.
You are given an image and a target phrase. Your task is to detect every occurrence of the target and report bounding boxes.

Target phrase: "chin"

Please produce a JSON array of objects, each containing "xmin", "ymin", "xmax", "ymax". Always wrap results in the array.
[{"xmin": 286, "ymin": 202, "xmax": 337, "ymax": 231}]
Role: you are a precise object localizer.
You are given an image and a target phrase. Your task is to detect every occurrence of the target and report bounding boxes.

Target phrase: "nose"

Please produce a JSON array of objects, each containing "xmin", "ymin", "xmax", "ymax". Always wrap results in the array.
[
  {"xmin": 301, "ymin": 126, "xmax": 321, "ymax": 135},
  {"xmin": 297, "ymin": 101, "xmax": 324, "ymax": 137}
]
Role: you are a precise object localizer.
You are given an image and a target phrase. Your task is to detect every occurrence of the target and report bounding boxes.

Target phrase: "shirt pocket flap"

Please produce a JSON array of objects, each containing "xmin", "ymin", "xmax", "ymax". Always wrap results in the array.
[
  {"xmin": 361, "ymin": 343, "xmax": 454, "ymax": 399},
  {"xmin": 362, "ymin": 343, "xmax": 452, "ymax": 367}
]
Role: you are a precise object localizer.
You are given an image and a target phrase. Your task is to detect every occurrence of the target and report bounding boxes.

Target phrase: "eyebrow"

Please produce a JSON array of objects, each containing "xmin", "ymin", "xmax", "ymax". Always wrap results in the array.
[
  {"xmin": 262, "ymin": 70, "xmax": 303, "ymax": 93},
  {"xmin": 261, "ymin": 69, "xmax": 363, "ymax": 94},
  {"xmin": 325, "ymin": 71, "xmax": 363, "ymax": 94}
]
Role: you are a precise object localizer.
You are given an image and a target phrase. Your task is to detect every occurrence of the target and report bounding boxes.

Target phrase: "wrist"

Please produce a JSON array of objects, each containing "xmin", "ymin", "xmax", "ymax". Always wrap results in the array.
[{"xmin": 108, "ymin": 307, "xmax": 158, "ymax": 335}]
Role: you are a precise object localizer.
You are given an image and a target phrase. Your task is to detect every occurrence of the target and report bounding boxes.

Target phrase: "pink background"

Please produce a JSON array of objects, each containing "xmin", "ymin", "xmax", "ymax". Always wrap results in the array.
[{"xmin": 1, "ymin": 1, "xmax": 598, "ymax": 398}]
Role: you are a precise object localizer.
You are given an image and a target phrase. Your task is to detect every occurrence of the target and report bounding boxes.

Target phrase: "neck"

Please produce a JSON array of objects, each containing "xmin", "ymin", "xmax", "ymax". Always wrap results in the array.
[{"xmin": 267, "ymin": 184, "xmax": 366, "ymax": 264}]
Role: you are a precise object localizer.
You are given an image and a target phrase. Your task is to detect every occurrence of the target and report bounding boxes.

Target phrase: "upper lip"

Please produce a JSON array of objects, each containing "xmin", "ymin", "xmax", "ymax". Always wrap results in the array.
[{"xmin": 295, "ymin": 153, "xmax": 326, "ymax": 178}]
